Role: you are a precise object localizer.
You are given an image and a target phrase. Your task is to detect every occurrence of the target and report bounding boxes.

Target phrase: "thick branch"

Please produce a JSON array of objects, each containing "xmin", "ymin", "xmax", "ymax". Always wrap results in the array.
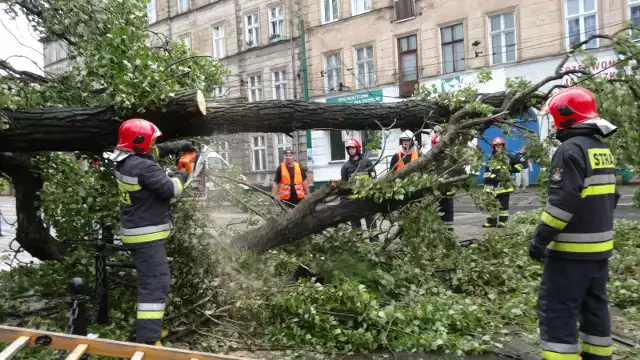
[{"xmin": 0, "ymin": 59, "xmax": 50, "ymax": 84}]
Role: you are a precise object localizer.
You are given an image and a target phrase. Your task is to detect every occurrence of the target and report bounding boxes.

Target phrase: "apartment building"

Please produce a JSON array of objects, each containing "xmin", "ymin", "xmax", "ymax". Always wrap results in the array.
[
  {"xmin": 42, "ymin": 0, "xmax": 309, "ymax": 186},
  {"xmin": 304, "ymin": 0, "xmax": 637, "ymax": 185}
]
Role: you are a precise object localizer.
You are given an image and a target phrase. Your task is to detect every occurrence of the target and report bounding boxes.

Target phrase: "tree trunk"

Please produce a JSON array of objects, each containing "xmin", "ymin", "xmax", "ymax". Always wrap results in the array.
[
  {"xmin": 0, "ymin": 154, "xmax": 64, "ymax": 261},
  {"xmin": 0, "ymin": 89, "xmax": 207, "ymax": 152},
  {"xmin": 0, "ymin": 91, "xmax": 511, "ymax": 152}
]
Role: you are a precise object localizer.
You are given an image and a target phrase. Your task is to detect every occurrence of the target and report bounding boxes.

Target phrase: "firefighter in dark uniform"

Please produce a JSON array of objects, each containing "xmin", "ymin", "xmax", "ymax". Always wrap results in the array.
[
  {"xmin": 430, "ymin": 132, "xmax": 459, "ymax": 232},
  {"xmin": 482, "ymin": 137, "xmax": 525, "ymax": 228},
  {"xmin": 108, "ymin": 118, "xmax": 196, "ymax": 346},
  {"xmin": 340, "ymin": 138, "xmax": 379, "ymax": 242},
  {"xmin": 529, "ymin": 87, "xmax": 619, "ymax": 360}
]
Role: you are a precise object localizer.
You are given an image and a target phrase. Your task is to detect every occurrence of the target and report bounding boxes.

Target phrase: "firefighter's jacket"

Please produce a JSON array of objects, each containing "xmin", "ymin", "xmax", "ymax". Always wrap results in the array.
[
  {"xmin": 482, "ymin": 152, "xmax": 525, "ymax": 195},
  {"xmin": 532, "ymin": 127, "xmax": 620, "ymax": 260},
  {"xmin": 435, "ymin": 152, "xmax": 467, "ymax": 197},
  {"xmin": 339, "ymin": 155, "xmax": 376, "ymax": 199},
  {"xmin": 115, "ymin": 141, "xmax": 190, "ymax": 248}
]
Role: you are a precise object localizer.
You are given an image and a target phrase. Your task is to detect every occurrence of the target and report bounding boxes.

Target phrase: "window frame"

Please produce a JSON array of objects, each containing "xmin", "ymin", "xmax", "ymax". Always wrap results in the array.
[
  {"xmin": 397, "ymin": 34, "xmax": 418, "ymax": 97},
  {"xmin": 324, "ymin": 52, "xmax": 342, "ymax": 94},
  {"xmin": 328, "ymin": 130, "xmax": 347, "ymax": 162},
  {"xmin": 564, "ymin": 0, "xmax": 599, "ymax": 50},
  {"xmin": 321, "ymin": 0, "xmax": 340, "ymax": 24},
  {"xmin": 440, "ymin": 23, "xmax": 465, "ymax": 74},
  {"xmin": 213, "ymin": 83, "xmax": 227, "ymax": 99},
  {"xmin": 352, "ymin": 0, "xmax": 372, "ymax": 16},
  {"xmin": 488, "ymin": 11, "xmax": 517, "ymax": 66},
  {"xmin": 628, "ymin": 0, "xmax": 640, "ymax": 40},
  {"xmin": 393, "ymin": 0, "xmax": 415, "ymax": 22},
  {"xmin": 177, "ymin": 0, "xmax": 189, "ymax": 14},
  {"xmin": 247, "ymin": 74, "xmax": 263, "ymax": 102},
  {"xmin": 272, "ymin": 69, "xmax": 287, "ymax": 100},
  {"xmin": 252, "ymin": 135, "xmax": 267, "ymax": 171},
  {"xmin": 178, "ymin": 33, "xmax": 192, "ymax": 49},
  {"xmin": 147, "ymin": 0, "xmax": 157, "ymax": 24},
  {"xmin": 354, "ymin": 45, "xmax": 375, "ymax": 89},
  {"xmin": 212, "ymin": 23, "xmax": 225, "ymax": 59},
  {"xmin": 268, "ymin": 5, "xmax": 285, "ymax": 41},
  {"xmin": 245, "ymin": 12, "xmax": 260, "ymax": 48},
  {"xmin": 217, "ymin": 140, "xmax": 230, "ymax": 162}
]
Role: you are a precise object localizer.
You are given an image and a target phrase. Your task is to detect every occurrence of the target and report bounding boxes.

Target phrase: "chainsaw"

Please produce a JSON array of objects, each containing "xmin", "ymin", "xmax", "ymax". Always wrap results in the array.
[{"xmin": 175, "ymin": 141, "xmax": 211, "ymax": 188}]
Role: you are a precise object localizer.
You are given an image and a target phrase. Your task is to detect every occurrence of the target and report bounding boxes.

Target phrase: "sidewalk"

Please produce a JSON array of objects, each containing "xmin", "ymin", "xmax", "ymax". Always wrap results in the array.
[{"xmin": 0, "ymin": 196, "xmax": 40, "ymax": 271}]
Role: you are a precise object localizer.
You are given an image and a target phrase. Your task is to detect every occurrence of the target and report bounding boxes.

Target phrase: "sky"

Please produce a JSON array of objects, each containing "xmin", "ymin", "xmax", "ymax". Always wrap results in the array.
[{"xmin": 0, "ymin": 8, "xmax": 44, "ymax": 75}]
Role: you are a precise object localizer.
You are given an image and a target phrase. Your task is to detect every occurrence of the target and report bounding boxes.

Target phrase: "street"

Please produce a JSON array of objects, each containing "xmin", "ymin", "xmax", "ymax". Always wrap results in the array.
[{"xmin": 0, "ymin": 186, "xmax": 637, "ymax": 270}]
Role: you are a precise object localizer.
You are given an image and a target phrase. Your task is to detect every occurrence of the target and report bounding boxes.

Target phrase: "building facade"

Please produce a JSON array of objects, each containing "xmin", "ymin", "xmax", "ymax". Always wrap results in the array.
[
  {"xmin": 303, "ymin": 0, "xmax": 638, "ymax": 185},
  {"xmin": 42, "ymin": 0, "xmax": 309, "ymax": 186}
]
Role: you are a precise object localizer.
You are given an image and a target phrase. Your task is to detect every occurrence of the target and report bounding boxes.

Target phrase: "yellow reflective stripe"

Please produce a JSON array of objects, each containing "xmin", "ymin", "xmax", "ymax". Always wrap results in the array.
[
  {"xmin": 514, "ymin": 164, "xmax": 523, "ymax": 171},
  {"xmin": 580, "ymin": 342, "xmax": 614, "ymax": 357},
  {"xmin": 541, "ymin": 211, "xmax": 568, "ymax": 230},
  {"xmin": 117, "ymin": 180, "xmax": 142, "ymax": 192},
  {"xmin": 137, "ymin": 311, "xmax": 165, "ymax": 320},
  {"xmin": 495, "ymin": 188, "xmax": 513, "ymax": 194},
  {"xmin": 547, "ymin": 240, "xmax": 614, "ymax": 253},
  {"xmin": 122, "ymin": 230, "xmax": 171, "ymax": 244},
  {"xmin": 483, "ymin": 172, "xmax": 492, "ymax": 178},
  {"xmin": 152, "ymin": 147, "xmax": 160, "ymax": 161},
  {"xmin": 172, "ymin": 177, "xmax": 184, "ymax": 194},
  {"xmin": 541, "ymin": 351, "xmax": 579, "ymax": 360},
  {"xmin": 581, "ymin": 184, "xmax": 615, "ymax": 198}
]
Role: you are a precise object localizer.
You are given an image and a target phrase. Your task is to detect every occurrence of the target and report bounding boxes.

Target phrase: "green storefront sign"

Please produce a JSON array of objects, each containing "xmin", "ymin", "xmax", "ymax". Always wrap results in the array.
[{"xmin": 326, "ymin": 89, "xmax": 383, "ymax": 104}]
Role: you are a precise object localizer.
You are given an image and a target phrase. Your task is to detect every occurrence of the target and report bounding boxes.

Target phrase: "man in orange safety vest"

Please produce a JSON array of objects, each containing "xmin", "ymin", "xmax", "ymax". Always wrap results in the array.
[{"xmin": 272, "ymin": 147, "xmax": 310, "ymax": 207}]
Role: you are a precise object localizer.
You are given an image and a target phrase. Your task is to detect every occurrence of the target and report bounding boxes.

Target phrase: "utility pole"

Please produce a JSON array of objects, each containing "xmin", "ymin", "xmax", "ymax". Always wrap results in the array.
[{"xmin": 300, "ymin": 20, "xmax": 313, "ymax": 189}]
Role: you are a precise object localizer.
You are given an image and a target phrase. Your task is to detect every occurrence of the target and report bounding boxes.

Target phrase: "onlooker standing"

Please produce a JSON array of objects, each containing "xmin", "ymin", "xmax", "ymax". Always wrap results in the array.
[
  {"xmin": 272, "ymin": 148, "xmax": 311, "ymax": 208},
  {"xmin": 514, "ymin": 145, "xmax": 532, "ymax": 193}
]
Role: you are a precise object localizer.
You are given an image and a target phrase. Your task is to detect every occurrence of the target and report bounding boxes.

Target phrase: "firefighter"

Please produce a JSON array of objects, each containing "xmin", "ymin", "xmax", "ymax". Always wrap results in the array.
[
  {"xmin": 272, "ymin": 147, "xmax": 310, "ymax": 207},
  {"xmin": 529, "ymin": 87, "xmax": 619, "ymax": 360},
  {"xmin": 482, "ymin": 137, "xmax": 525, "ymax": 228},
  {"xmin": 389, "ymin": 130, "xmax": 419, "ymax": 173},
  {"xmin": 430, "ymin": 133, "xmax": 456, "ymax": 232},
  {"xmin": 108, "ymin": 118, "xmax": 196, "ymax": 346},
  {"xmin": 340, "ymin": 138, "xmax": 379, "ymax": 242}
]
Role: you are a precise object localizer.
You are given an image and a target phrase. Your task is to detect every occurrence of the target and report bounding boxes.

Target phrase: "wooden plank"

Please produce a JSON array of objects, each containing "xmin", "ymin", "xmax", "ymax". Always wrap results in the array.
[
  {"xmin": 0, "ymin": 336, "xmax": 30, "ymax": 360},
  {"xmin": 64, "ymin": 344, "xmax": 89, "ymax": 360},
  {"xmin": 0, "ymin": 325, "xmax": 251, "ymax": 360},
  {"xmin": 131, "ymin": 351, "xmax": 145, "ymax": 360}
]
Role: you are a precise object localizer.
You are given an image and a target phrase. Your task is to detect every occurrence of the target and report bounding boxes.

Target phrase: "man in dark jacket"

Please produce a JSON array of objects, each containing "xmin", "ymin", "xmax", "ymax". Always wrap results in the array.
[
  {"xmin": 482, "ymin": 137, "xmax": 525, "ymax": 228},
  {"xmin": 529, "ymin": 87, "xmax": 619, "ymax": 360},
  {"xmin": 340, "ymin": 138, "xmax": 379, "ymax": 242},
  {"xmin": 107, "ymin": 118, "xmax": 195, "ymax": 346}
]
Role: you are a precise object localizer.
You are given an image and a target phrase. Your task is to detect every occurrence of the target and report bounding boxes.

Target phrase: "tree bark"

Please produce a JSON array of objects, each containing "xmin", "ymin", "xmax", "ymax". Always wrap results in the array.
[
  {"xmin": 0, "ymin": 89, "xmax": 207, "ymax": 152},
  {"xmin": 0, "ymin": 91, "xmax": 512, "ymax": 152},
  {"xmin": 0, "ymin": 154, "xmax": 64, "ymax": 261}
]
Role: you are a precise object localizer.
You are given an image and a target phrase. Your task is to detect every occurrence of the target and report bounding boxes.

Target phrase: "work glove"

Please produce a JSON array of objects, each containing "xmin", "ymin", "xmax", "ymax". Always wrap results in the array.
[
  {"xmin": 169, "ymin": 170, "xmax": 188, "ymax": 184},
  {"xmin": 528, "ymin": 238, "xmax": 546, "ymax": 263}
]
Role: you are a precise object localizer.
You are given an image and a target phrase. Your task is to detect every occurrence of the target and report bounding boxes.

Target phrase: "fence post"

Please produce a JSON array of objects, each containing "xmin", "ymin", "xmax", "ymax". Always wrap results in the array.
[
  {"xmin": 94, "ymin": 240, "xmax": 109, "ymax": 325},
  {"xmin": 67, "ymin": 277, "xmax": 89, "ymax": 336}
]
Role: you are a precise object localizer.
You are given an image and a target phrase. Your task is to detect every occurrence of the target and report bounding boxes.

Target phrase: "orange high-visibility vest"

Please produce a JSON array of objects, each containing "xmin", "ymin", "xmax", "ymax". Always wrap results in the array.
[
  {"xmin": 394, "ymin": 151, "xmax": 418, "ymax": 172},
  {"xmin": 279, "ymin": 162, "xmax": 305, "ymax": 200}
]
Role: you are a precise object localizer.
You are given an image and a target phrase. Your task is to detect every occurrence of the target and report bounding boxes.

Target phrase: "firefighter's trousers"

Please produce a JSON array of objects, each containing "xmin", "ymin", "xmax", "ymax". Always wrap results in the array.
[
  {"xmin": 485, "ymin": 193, "xmax": 510, "ymax": 227},
  {"xmin": 130, "ymin": 241, "xmax": 171, "ymax": 343},
  {"xmin": 538, "ymin": 258, "xmax": 612, "ymax": 360},
  {"xmin": 438, "ymin": 196, "xmax": 454, "ymax": 232}
]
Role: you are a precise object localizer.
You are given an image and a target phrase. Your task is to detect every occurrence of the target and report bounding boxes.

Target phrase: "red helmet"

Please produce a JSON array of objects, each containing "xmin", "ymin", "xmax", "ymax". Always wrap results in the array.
[
  {"xmin": 544, "ymin": 87, "xmax": 599, "ymax": 130},
  {"xmin": 431, "ymin": 134, "xmax": 440, "ymax": 147},
  {"xmin": 116, "ymin": 118, "xmax": 163, "ymax": 154},
  {"xmin": 491, "ymin": 137, "xmax": 506, "ymax": 151},
  {"xmin": 345, "ymin": 138, "xmax": 361, "ymax": 154}
]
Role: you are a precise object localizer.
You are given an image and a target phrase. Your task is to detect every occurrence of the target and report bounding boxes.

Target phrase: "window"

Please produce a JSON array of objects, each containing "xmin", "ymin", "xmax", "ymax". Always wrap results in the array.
[
  {"xmin": 273, "ymin": 70, "xmax": 287, "ymax": 100},
  {"xmin": 212, "ymin": 24, "xmax": 225, "ymax": 59},
  {"xmin": 565, "ymin": 0, "xmax": 598, "ymax": 49},
  {"xmin": 329, "ymin": 131, "xmax": 346, "ymax": 161},
  {"xmin": 177, "ymin": 0, "xmax": 189, "ymax": 14},
  {"xmin": 489, "ymin": 12, "xmax": 516, "ymax": 65},
  {"xmin": 274, "ymin": 134, "xmax": 292, "ymax": 165},
  {"xmin": 397, "ymin": 34, "xmax": 418, "ymax": 97},
  {"xmin": 324, "ymin": 53, "xmax": 342, "ymax": 93},
  {"xmin": 59, "ymin": 42, "xmax": 69, "ymax": 60},
  {"xmin": 269, "ymin": 6, "xmax": 285, "ymax": 41},
  {"xmin": 48, "ymin": 42, "xmax": 58, "ymax": 64},
  {"xmin": 322, "ymin": 0, "xmax": 339, "ymax": 24},
  {"xmin": 147, "ymin": 0, "xmax": 157, "ymax": 23},
  {"xmin": 213, "ymin": 84, "xmax": 227, "ymax": 98},
  {"xmin": 252, "ymin": 136, "xmax": 266, "ymax": 171},
  {"xmin": 441, "ymin": 24, "xmax": 465, "ymax": 74},
  {"xmin": 352, "ymin": 0, "xmax": 371, "ymax": 15},
  {"xmin": 247, "ymin": 75, "xmax": 263, "ymax": 102},
  {"xmin": 629, "ymin": 0, "xmax": 640, "ymax": 40},
  {"xmin": 245, "ymin": 13, "xmax": 260, "ymax": 47},
  {"xmin": 393, "ymin": 0, "xmax": 415, "ymax": 21},
  {"xmin": 355, "ymin": 45, "xmax": 374, "ymax": 89},
  {"xmin": 178, "ymin": 34, "xmax": 191, "ymax": 49},
  {"xmin": 217, "ymin": 140, "xmax": 230, "ymax": 162}
]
